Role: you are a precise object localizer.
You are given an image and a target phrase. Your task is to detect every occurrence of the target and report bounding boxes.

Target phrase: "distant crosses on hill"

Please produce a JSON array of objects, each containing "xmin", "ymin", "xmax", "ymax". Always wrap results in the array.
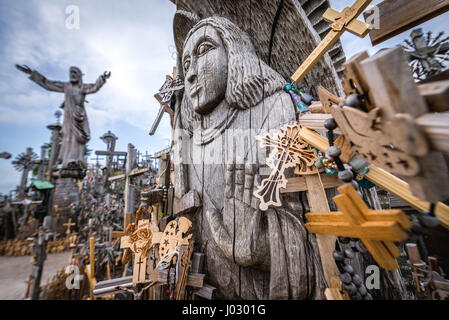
[{"xmin": 12, "ymin": 148, "xmax": 38, "ymax": 198}]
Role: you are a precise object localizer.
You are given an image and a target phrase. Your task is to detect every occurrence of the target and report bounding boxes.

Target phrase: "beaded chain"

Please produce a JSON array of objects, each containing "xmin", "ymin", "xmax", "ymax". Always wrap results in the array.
[
  {"xmin": 166, "ymin": 254, "xmax": 178, "ymax": 300},
  {"xmin": 324, "ymin": 117, "xmax": 373, "ymax": 300},
  {"xmin": 284, "ymin": 83, "xmax": 314, "ymax": 112},
  {"xmin": 406, "ymin": 203, "xmax": 440, "ymax": 264}
]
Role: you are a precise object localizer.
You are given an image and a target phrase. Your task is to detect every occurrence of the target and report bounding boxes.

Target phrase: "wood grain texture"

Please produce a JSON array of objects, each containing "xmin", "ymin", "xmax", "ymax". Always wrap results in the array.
[
  {"xmin": 281, "ymin": 174, "xmax": 342, "ymax": 193},
  {"xmin": 172, "ymin": 11, "xmax": 326, "ymax": 299},
  {"xmin": 305, "ymin": 174, "xmax": 340, "ymax": 286},
  {"xmin": 418, "ymin": 80, "xmax": 449, "ymax": 112},
  {"xmin": 365, "ymin": 0, "xmax": 449, "ymax": 46},
  {"xmin": 306, "ymin": 185, "xmax": 408, "ymax": 270}
]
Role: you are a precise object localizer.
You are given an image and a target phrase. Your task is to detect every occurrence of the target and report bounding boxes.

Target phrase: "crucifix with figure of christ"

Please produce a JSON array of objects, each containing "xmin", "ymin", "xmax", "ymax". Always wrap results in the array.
[{"xmin": 120, "ymin": 220, "xmax": 163, "ymax": 284}]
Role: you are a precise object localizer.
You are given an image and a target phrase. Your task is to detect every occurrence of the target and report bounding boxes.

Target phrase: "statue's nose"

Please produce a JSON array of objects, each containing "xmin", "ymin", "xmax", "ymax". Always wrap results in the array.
[{"xmin": 186, "ymin": 60, "xmax": 198, "ymax": 84}]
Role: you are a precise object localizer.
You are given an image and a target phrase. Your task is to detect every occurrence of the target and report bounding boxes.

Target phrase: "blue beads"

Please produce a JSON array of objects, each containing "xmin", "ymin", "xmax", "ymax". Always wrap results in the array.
[{"xmin": 284, "ymin": 84, "xmax": 292, "ymax": 92}]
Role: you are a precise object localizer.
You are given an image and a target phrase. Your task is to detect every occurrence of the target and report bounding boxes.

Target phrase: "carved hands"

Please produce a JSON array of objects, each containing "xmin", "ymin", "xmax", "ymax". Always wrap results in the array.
[
  {"xmin": 205, "ymin": 164, "xmax": 270, "ymax": 270},
  {"xmin": 15, "ymin": 64, "xmax": 32, "ymax": 75},
  {"xmin": 102, "ymin": 71, "xmax": 111, "ymax": 80}
]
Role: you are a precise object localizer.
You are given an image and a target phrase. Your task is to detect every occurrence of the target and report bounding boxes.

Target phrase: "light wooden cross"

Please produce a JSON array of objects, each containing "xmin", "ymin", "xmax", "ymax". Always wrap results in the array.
[
  {"xmin": 254, "ymin": 123, "xmax": 342, "ymax": 286},
  {"xmin": 292, "ymin": 0, "xmax": 372, "ymax": 83},
  {"xmin": 63, "ymin": 218, "xmax": 75, "ymax": 238},
  {"xmin": 120, "ymin": 219, "xmax": 163, "ymax": 284},
  {"xmin": 306, "ymin": 184, "xmax": 412, "ymax": 270}
]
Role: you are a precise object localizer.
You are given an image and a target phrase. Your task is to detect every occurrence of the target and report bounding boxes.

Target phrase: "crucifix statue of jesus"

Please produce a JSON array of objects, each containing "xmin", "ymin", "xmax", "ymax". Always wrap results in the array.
[{"xmin": 16, "ymin": 64, "xmax": 111, "ymax": 169}]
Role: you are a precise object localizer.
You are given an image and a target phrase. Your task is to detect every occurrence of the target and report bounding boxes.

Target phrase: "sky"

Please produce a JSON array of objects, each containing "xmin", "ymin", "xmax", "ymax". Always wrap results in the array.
[{"xmin": 0, "ymin": 0, "xmax": 448, "ymax": 195}]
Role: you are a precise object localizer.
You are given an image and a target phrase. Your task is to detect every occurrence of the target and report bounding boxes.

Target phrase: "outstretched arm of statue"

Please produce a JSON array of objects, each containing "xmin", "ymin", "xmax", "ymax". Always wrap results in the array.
[
  {"xmin": 84, "ymin": 71, "xmax": 111, "ymax": 94},
  {"xmin": 15, "ymin": 64, "xmax": 65, "ymax": 93},
  {"xmin": 205, "ymin": 164, "xmax": 270, "ymax": 270}
]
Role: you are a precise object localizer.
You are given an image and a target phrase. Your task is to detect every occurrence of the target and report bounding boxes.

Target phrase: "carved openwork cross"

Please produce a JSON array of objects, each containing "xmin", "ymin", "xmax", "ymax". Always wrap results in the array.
[
  {"xmin": 254, "ymin": 123, "xmax": 318, "ymax": 211},
  {"xmin": 291, "ymin": 0, "xmax": 372, "ymax": 83},
  {"xmin": 306, "ymin": 184, "xmax": 412, "ymax": 270}
]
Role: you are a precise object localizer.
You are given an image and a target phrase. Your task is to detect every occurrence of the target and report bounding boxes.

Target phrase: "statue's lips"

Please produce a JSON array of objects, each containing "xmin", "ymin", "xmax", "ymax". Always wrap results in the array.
[{"xmin": 189, "ymin": 85, "xmax": 202, "ymax": 97}]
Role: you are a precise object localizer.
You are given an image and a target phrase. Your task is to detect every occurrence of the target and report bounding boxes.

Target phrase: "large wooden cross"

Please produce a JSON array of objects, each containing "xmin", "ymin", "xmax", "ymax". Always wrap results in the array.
[
  {"xmin": 306, "ymin": 184, "xmax": 412, "ymax": 270},
  {"xmin": 108, "ymin": 144, "xmax": 150, "ymax": 229},
  {"xmin": 292, "ymin": 0, "xmax": 372, "ymax": 83}
]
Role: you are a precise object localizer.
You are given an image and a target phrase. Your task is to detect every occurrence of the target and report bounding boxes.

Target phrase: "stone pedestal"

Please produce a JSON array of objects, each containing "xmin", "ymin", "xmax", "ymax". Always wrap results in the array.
[{"xmin": 51, "ymin": 177, "xmax": 80, "ymax": 234}]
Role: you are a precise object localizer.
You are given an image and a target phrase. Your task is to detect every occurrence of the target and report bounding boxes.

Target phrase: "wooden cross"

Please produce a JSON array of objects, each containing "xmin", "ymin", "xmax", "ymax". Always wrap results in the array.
[
  {"xmin": 150, "ymin": 67, "xmax": 184, "ymax": 135},
  {"xmin": 63, "ymin": 218, "xmax": 75, "ymax": 238},
  {"xmin": 120, "ymin": 219, "xmax": 163, "ymax": 283},
  {"xmin": 306, "ymin": 184, "xmax": 412, "ymax": 270},
  {"xmin": 292, "ymin": 0, "xmax": 372, "ymax": 83},
  {"xmin": 108, "ymin": 144, "xmax": 150, "ymax": 229},
  {"xmin": 254, "ymin": 123, "xmax": 341, "ymax": 287},
  {"xmin": 24, "ymin": 275, "xmax": 33, "ymax": 299}
]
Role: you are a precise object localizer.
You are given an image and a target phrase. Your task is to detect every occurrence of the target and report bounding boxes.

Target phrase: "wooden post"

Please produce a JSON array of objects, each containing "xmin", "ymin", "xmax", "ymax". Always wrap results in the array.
[
  {"xmin": 304, "ymin": 175, "xmax": 340, "ymax": 286},
  {"xmin": 89, "ymin": 237, "xmax": 95, "ymax": 300},
  {"xmin": 124, "ymin": 144, "xmax": 137, "ymax": 229}
]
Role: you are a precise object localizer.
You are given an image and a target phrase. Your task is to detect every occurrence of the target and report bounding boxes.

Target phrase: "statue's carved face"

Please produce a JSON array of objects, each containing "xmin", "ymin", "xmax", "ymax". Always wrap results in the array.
[
  {"xmin": 182, "ymin": 26, "xmax": 228, "ymax": 115},
  {"xmin": 70, "ymin": 68, "xmax": 82, "ymax": 84}
]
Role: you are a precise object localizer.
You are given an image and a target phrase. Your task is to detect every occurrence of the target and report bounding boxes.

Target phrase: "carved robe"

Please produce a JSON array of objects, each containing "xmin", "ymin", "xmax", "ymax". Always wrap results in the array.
[{"xmin": 29, "ymin": 71, "xmax": 106, "ymax": 167}]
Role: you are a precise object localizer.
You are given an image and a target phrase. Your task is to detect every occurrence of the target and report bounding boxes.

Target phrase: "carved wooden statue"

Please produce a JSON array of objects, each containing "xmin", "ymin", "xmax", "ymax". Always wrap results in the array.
[{"xmin": 172, "ymin": 15, "xmax": 326, "ymax": 300}]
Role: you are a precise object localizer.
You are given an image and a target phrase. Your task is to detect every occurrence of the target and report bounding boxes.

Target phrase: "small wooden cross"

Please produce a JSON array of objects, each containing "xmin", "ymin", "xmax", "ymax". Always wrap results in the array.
[
  {"xmin": 120, "ymin": 220, "xmax": 163, "ymax": 283},
  {"xmin": 63, "ymin": 218, "xmax": 75, "ymax": 238},
  {"xmin": 292, "ymin": 0, "xmax": 372, "ymax": 83},
  {"xmin": 24, "ymin": 275, "xmax": 33, "ymax": 299},
  {"xmin": 305, "ymin": 184, "xmax": 412, "ymax": 270}
]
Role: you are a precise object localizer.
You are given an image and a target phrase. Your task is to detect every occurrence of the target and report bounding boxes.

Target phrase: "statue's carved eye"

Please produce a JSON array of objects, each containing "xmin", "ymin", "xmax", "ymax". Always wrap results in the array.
[
  {"xmin": 197, "ymin": 42, "xmax": 214, "ymax": 56},
  {"xmin": 183, "ymin": 58, "xmax": 191, "ymax": 73}
]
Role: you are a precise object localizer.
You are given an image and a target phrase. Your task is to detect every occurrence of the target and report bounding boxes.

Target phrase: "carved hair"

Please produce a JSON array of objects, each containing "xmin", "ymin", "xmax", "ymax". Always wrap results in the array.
[{"xmin": 180, "ymin": 17, "xmax": 285, "ymax": 133}]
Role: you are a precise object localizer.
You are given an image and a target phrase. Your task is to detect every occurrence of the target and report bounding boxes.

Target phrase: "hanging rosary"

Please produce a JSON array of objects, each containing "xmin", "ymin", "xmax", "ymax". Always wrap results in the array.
[{"xmin": 324, "ymin": 117, "xmax": 373, "ymax": 300}]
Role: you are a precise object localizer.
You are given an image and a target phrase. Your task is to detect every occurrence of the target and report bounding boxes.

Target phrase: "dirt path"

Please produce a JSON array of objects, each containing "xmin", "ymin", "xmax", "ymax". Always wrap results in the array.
[{"xmin": 0, "ymin": 252, "xmax": 71, "ymax": 300}]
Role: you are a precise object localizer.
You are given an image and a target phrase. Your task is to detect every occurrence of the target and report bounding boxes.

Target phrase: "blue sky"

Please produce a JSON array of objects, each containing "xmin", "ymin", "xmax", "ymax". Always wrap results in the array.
[{"xmin": 0, "ymin": 0, "xmax": 448, "ymax": 195}]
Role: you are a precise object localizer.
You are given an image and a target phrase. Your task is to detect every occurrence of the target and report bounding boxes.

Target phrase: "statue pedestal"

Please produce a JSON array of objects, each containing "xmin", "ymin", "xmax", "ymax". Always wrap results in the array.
[{"xmin": 51, "ymin": 175, "xmax": 82, "ymax": 234}]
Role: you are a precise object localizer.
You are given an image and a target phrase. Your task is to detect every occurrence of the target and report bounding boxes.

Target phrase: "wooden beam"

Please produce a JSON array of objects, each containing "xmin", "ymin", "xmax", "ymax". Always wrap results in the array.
[
  {"xmin": 299, "ymin": 112, "xmax": 449, "ymax": 154},
  {"xmin": 281, "ymin": 174, "xmax": 342, "ymax": 193},
  {"xmin": 418, "ymin": 80, "xmax": 449, "ymax": 113},
  {"xmin": 304, "ymin": 174, "xmax": 340, "ymax": 287},
  {"xmin": 365, "ymin": 0, "xmax": 449, "ymax": 46},
  {"xmin": 415, "ymin": 112, "xmax": 449, "ymax": 153}
]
